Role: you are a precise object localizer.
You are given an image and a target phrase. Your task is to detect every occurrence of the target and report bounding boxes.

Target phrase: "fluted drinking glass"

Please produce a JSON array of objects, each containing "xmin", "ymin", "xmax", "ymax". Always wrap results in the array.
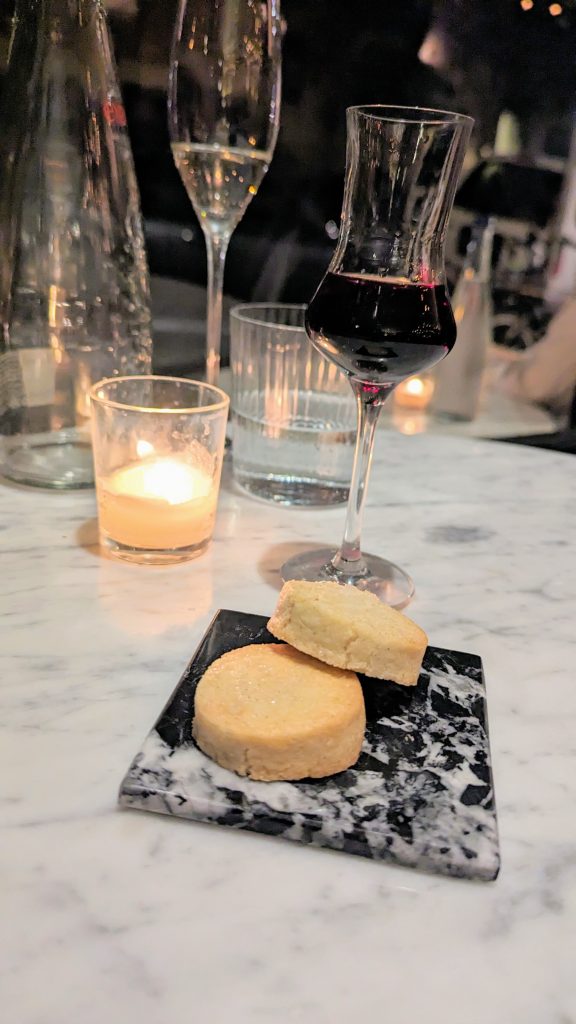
[
  {"xmin": 169, "ymin": 0, "xmax": 282, "ymax": 385},
  {"xmin": 281, "ymin": 105, "xmax": 473, "ymax": 607}
]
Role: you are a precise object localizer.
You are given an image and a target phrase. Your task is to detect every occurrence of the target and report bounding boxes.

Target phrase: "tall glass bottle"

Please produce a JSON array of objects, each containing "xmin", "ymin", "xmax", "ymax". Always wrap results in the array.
[
  {"xmin": 0, "ymin": 0, "xmax": 151, "ymax": 488},
  {"xmin": 433, "ymin": 217, "xmax": 494, "ymax": 421}
]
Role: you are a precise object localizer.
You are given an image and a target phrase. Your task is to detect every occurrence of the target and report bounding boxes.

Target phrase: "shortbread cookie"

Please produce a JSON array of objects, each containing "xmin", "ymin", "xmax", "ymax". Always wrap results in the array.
[
  {"xmin": 268, "ymin": 580, "xmax": 427, "ymax": 686},
  {"xmin": 193, "ymin": 643, "xmax": 365, "ymax": 781}
]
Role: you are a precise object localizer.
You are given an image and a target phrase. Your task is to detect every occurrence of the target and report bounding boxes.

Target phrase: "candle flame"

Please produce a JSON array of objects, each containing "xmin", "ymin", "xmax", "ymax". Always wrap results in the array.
[
  {"xmin": 110, "ymin": 458, "xmax": 212, "ymax": 505},
  {"xmin": 394, "ymin": 374, "xmax": 435, "ymax": 410},
  {"xmin": 136, "ymin": 439, "xmax": 155, "ymax": 458},
  {"xmin": 404, "ymin": 377, "xmax": 425, "ymax": 396}
]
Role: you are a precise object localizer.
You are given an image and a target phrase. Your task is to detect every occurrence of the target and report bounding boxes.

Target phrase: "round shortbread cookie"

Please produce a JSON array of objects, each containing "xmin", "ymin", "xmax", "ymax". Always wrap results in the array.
[{"xmin": 192, "ymin": 643, "xmax": 365, "ymax": 781}]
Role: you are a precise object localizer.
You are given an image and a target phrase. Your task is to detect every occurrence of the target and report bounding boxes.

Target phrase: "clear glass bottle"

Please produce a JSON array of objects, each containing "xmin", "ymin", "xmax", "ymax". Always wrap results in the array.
[
  {"xmin": 0, "ymin": 0, "xmax": 152, "ymax": 488},
  {"xmin": 433, "ymin": 217, "xmax": 495, "ymax": 421}
]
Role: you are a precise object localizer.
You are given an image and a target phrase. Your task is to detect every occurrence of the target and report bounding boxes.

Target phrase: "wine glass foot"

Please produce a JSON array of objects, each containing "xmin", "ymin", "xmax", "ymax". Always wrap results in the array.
[{"xmin": 280, "ymin": 548, "xmax": 415, "ymax": 609}]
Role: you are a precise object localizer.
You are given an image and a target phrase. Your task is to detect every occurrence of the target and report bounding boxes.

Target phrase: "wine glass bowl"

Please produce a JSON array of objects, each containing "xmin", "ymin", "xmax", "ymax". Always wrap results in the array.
[
  {"xmin": 306, "ymin": 274, "xmax": 457, "ymax": 389},
  {"xmin": 282, "ymin": 105, "xmax": 473, "ymax": 607},
  {"xmin": 169, "ymin": 0, "xmax": 281, "ymax": 384}
]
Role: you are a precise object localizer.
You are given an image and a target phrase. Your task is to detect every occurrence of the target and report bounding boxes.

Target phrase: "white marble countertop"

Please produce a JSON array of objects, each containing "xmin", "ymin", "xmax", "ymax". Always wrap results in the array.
[{"xmin": 2, "ymin": 432, "xmax": 576, "ymax": 1024}]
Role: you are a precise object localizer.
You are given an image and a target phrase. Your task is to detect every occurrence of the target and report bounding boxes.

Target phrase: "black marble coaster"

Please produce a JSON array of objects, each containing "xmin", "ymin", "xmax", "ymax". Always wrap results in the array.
[{"xmin": 119, "ymin": 610, "xmax": 500, "ymax": 881}]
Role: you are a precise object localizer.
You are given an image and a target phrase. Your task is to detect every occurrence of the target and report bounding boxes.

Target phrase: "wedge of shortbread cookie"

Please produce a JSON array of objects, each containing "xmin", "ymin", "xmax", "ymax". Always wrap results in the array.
[{"xmin": 268, "ymin": 580, "xmax": 427, "ymax": 686}]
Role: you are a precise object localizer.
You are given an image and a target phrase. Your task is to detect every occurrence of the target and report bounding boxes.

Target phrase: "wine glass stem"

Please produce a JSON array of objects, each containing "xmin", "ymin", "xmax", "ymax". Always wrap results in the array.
[
  {"xmin": 205, "ymin": 231, "xmax": 229, "ymax": 386},
  {"xmin": 331, "ymin": 383, "xmax": 387, "ymax": 578}
]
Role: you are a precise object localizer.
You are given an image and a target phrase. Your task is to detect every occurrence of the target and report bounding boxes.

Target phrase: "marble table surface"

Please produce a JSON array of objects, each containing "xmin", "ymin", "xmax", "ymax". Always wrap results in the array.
[
  {"xmin": 388, "ymin": 386, "xmax": 557, "ymax": 439},
  {"xmin": 2, "ymin": 432, "xmax": 576, "ymax": 1024}
]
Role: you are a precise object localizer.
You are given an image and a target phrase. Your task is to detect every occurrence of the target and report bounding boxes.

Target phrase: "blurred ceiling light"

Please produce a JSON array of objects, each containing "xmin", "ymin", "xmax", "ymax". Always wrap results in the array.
[
  {"xmin": 418, "ymin": 30, "xmax": 446, "ymax": 70},
  {"xmin": 520, "ymin": 0, "xmax": 534, "ymax": 9},
  {"xmin": 549, "ymin": 2, "xmax": 563, "ymax": 13}
]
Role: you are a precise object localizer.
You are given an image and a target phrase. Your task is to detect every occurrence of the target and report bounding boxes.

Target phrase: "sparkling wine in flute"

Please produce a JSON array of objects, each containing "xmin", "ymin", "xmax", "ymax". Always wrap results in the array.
[
  {"xmin": 306, "ymin": 272, "xmax": 456, "ymax": 387},
  {"xmin": 169, "ymin": 0, "xmax": 281, "ymax": 385},
  {"xmin": 171, "ymin": 142, "xmax": 270, "ymax": 234}
]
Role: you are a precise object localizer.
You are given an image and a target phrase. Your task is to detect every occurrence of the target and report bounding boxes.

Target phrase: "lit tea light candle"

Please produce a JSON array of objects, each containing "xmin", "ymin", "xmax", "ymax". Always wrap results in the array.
[
  {"xmin": 98, "ymin": 455, "xmax": 216, "ymax": 552},
  {"xmin": 394, "ymin": 374, "xmax": 435, "ymax": 410},
  {"xmin": 90, "ymin": 375, "xmax": 229, "ymax": 563}
]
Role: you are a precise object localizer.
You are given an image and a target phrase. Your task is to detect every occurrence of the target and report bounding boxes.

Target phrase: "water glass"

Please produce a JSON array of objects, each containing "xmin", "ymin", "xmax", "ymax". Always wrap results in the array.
[{"xmin": 230, "ymin": 304, "xmax": 356, "ymax": 506}]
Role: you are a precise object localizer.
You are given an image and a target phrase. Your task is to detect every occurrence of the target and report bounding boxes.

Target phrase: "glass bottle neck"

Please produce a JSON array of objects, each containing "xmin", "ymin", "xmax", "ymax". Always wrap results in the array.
[
  {"xmin": 13, "ymin": 0, "xmax": 97, "ymax": 16},
  {"xmin": 10, "ymin": 0, "xmax": 100, "ymax": 46},
  {"xmin": 6, "ymin": 0, "xmax": 107, "ymax": 98}
]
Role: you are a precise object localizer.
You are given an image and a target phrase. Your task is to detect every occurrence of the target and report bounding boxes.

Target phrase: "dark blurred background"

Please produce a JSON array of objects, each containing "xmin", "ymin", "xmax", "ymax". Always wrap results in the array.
[{"xmin": 2, "ymin": 0, "xmax": 575, "ymax": 371}]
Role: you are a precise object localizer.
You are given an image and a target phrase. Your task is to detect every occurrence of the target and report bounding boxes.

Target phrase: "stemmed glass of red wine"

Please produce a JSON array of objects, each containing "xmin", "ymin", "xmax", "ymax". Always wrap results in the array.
[{"xmin": 281, "ymin": 105, "xmax": 473, "ymax": 608}]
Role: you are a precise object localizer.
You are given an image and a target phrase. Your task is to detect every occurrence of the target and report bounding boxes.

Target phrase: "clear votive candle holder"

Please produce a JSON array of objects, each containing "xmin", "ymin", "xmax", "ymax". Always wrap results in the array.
[{"xmin": 90, "ymin": 376, "xmax": 229, "ymax": 564}]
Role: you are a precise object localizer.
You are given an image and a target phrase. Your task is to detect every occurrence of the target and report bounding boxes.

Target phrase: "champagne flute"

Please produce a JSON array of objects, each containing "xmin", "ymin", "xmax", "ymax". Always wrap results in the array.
[
  {"xmin": 169, "ymin": 0, "xmax": 282, "ymax": 385},
  {"xmin": 281, "ymin": 106, "xmax": 473, "ymax": 608}
]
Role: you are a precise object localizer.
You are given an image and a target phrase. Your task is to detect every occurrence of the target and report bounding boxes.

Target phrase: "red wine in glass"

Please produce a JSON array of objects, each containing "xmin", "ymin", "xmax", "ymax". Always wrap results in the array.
[
  {"xmin": 281, "ymin": 104, "xmax": 473, "ymax": 607},
  {"xmin": 306, "ymin": 272, "xmax": 456, "ymax": 388}
]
